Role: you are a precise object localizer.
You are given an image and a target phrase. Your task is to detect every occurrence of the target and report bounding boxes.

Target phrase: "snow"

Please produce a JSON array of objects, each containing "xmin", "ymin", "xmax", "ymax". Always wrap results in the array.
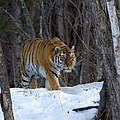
[{"xmin": 0, "ymin": 82, "xmax": 103, "ymax": 120}]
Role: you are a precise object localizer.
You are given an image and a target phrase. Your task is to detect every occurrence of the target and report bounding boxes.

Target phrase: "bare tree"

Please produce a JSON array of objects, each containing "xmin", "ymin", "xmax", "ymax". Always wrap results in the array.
[
  {"xmin": 80, "ymin": 0, "xmax": 92, "ymax": 83},
  {"xmin": 98, "ymin": 0, "xmax": 120, "ymax": 119},
  {"xmin": 0, "ymin": 42, "xmax": 14, "ymax": 120}
]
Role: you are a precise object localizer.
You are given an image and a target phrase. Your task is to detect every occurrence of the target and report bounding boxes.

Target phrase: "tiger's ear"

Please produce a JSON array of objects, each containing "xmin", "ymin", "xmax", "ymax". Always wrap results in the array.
[{"xmin": 55, "ymin": 46, "xmax": 60, "ymax": 54}]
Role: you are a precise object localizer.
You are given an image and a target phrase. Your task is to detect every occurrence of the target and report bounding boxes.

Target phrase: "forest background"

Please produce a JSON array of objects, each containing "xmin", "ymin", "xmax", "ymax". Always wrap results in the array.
[
  {"xmin": 1, "ymin": 0, "xmax": 120, "ymax": 119},
  {"xmin": 0, "ymin": 0, "xmax": 112, "ymax": 87}
]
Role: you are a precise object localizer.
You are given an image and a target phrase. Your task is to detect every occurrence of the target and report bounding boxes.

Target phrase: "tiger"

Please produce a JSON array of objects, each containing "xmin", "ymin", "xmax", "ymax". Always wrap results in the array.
[{"xmin": 21, "ymin": 37, "xmax": 76, "ymax": 90}]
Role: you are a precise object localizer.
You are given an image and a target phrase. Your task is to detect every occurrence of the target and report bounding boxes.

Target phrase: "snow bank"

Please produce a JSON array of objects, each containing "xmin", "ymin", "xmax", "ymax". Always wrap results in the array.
[{"xmin": 0, "ymin": 82, "xmax": 103, "ymax": 120}]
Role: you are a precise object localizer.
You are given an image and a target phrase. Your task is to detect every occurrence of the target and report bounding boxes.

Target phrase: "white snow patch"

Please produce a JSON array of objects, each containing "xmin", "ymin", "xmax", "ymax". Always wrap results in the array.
[{"xmin": 0, "ymin": 82, "xmax": 103, "ymax": 120}]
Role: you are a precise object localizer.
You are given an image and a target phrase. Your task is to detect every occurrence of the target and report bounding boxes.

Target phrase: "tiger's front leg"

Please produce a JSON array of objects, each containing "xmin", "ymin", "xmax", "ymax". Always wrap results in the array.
[{"xmin": 46, "ymin": 73, "xmax": 61, "ymax": 90}]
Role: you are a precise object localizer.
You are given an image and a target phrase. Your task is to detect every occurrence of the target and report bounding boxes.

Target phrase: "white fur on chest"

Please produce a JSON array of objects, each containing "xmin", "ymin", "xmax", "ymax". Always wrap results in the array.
[{"xmin": 25, "ymin": 61, "xmax": 46, "ymax": 78}]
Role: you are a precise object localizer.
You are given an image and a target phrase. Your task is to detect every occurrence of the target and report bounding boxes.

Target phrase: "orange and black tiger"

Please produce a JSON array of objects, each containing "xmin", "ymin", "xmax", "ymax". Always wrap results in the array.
[{"xmin": 21, "ymin": 37, "xmax": 76, "ymax": 90}]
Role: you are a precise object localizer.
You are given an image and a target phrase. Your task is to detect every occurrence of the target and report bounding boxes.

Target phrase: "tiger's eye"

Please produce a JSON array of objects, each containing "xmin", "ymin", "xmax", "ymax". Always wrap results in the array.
[{"xmin": 60, "ymin": 56, "xmax": 65, "ymax": 61}]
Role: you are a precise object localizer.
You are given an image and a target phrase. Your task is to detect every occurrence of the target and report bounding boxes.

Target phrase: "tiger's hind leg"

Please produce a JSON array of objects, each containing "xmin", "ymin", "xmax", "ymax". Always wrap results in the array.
[
  {"xmin": 21, "ymin": 74, "xmax": 30, "ymax": 96},
  {"xmin": 21, "ymin": 72, "xmax": 32, "ymax": 88},
  {"xmin": 22, "ymin": 74, "xmax": 38, "ymax": 89},
  {"xmin": 21, "ymin": 74, "xmax": 37, "ymax": 96}
]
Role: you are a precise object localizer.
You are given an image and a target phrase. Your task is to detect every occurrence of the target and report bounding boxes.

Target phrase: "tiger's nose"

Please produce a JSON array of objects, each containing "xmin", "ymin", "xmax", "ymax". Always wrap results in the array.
[{"xmin": 66, "ymin": 61, "xmax": 72, "ymax": 67}]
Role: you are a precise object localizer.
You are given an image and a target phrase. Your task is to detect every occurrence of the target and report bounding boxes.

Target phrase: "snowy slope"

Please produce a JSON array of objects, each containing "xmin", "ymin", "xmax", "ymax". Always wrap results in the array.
[{"xmin": 0, "ymin": 82, "xmax": 103, "ymax": 120}]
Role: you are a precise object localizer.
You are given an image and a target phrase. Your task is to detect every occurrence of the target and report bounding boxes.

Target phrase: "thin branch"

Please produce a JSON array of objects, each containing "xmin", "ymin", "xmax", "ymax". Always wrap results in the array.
[
  {"xmin": 0, "ymin": 7, "xmax": 30, "ymax": 39},
  {"xmin": 68, "ymin": 0, "xmax": 81, "ymax": 16},
  {"xmin": 66, "ymin": 17, "xmax": 98, "ymax": 56}
]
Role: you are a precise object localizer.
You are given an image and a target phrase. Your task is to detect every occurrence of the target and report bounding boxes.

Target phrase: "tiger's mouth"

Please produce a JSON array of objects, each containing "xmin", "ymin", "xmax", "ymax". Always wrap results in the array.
[
  {"xmin": 65, "ymin": 69, "xmax": 72, "ymax": 72},
  {"xmin": 64, "ymin": 68, "xmax": 72, "ymax": 73}
]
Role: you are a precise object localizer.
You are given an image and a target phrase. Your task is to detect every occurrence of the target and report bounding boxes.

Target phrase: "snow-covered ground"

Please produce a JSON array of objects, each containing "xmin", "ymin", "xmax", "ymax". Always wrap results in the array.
[{"xmin": 0, "ymin": 82, "xmax": 103, "ymax": 120}]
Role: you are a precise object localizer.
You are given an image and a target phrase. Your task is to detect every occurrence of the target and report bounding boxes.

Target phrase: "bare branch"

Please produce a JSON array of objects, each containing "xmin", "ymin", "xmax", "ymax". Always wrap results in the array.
[
  {"xmin": 0, "ymin": 7, "xmax": 30, "ymax": 39},
  {"xmin": 66, "ymin": 17, "xmax": 98, "ymax": 56}
]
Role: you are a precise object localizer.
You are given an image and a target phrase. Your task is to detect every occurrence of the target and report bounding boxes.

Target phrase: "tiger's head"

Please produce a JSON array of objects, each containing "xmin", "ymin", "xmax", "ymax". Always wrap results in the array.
[
  {"xmin": 50, "ymin": 38, "xmax": 76, "ymax": 72},
  {"xmin": 54, "ymin": 46, "xmax": 76, "ymax": 72}
]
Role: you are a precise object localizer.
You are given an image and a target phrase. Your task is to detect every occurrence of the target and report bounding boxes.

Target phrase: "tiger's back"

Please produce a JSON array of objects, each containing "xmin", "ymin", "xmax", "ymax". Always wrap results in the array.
[
  {"xmin": 21, "ymin": 37, "xmax": 76, "ymax": 90},
  {"xmin": 22, "ymin": 38, "xmax": 49, "ymax": 69}
]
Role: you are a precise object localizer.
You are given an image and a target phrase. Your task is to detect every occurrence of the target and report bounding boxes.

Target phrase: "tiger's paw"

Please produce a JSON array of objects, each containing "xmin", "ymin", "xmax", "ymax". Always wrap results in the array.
[
  {"xmin": 52, "ymin": 86, "xmax": 61, "ymax": 90},
  {"xmin": 47, "ymin": 86, "xmax": 61, "ymax": 91}
]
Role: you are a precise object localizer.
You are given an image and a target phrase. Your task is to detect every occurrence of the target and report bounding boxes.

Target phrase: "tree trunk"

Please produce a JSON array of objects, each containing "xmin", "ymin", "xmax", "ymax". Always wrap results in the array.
[
  {"xmin": 64, "ymin": 0, "xmax": 69, "ymax": 45},
  {"xmin": 79, "ymin": 0, "xmax": 101, "ymax": 84},
  {"xmin": 0, "ymin": 42, "xmax": 14, "ymax": 120},
  {"xmin": 42, "ymin": 0, "xmax": 51, "ymax": 39},
  {"xmin": 97, "ymin": 0, "xmax": 120, "ymax": 119},
  {"xmin": 80, "ymin": 1, "xmax": 91, "ymax": 83},
  {"xmin": 11, "ymin": 1, "xmax": 22, "ymax": 87},
  {"xmin": 54, "ymin": 0, "xmax": 65, "ymax": 41},
  {"xmin": 19, "ymin": 0, "xmax": 36, "ymax": 38}
]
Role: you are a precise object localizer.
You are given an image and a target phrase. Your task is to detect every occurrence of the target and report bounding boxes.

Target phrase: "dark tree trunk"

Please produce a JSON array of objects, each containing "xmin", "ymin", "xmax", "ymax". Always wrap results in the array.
[
  {"xmin": 97, "ymin": 0, "xmax": 120, "ymax": 119},
  {"xmin": 80, "ymin": 0, "xmax": 92, "ymax": 83},
  {"xmin": 0, "ymin": 42, "xmax": 14, "ymax": 120},
  {"xmin": 54, "ymin": 0, "xmax": 65, "ymax": 41},
  {"xmin": 19, "ymin": 0, "xmax": 36, "ymax": 38},
  {"xmin": 98, "ymin": 38, "xmax": 120, "ymax": 120},
  {"xmin": 78, "ymin": 0, "xmax": 104, "ymax": 83},
  {"xmin": 42, "ymin": 0, "xmax": 51, "ymax": 39},
  {"xmin": 64, "ymin": 0, "xmax": 69, "ymax": 45},
  {"xmin": 11, "ymin": 2, "xmax": 22, "ymax": 87}
]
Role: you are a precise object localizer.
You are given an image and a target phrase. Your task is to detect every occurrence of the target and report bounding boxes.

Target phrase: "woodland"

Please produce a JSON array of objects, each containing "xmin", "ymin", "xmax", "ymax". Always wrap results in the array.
[{"xmin": 0, "ymin": 0, "xmax": 120, "ymax": 120}]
